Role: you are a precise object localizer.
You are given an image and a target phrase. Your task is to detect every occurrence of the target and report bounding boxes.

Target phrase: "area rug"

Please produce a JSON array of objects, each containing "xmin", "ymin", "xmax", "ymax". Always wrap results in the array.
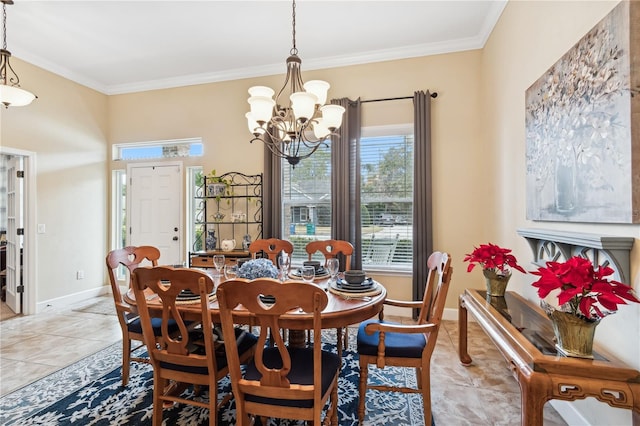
[{"xmin": 0, "ymin": 330, "xmax": 429, "ymax": 425}]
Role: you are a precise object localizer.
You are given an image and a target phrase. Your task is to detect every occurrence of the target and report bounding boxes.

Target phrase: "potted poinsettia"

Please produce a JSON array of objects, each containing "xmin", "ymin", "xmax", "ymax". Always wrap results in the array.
[
  {"xmin": 531, "ymin": 256, "xmax": 640, "ymax": 358},
  {"xmin": 463, "ymin": 243, "xmax": 526, "ymax": 297}
]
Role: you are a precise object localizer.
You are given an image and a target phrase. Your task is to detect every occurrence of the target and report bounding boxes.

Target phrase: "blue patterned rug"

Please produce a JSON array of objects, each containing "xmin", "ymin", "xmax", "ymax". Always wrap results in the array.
[{"xmin": 0, "ymin": 330, "xmax": 429, "ymax": 425}]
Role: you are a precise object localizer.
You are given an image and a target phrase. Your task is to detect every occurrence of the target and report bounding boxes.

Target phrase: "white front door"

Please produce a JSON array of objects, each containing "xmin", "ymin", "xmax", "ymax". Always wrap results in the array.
[
  {"xmin": 127, "ymin": 163, "xmax": 183, "ymax": 265},
  {"xmin": 5, "ymin": 157, "xmax": 23, "ymax": 314}
]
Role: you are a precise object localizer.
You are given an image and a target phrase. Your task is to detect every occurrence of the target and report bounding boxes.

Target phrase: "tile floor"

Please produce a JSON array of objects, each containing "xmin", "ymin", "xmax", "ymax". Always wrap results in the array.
[{"xmin": 0, "ymin": 295, "xmax": 567, "ymax": 425}]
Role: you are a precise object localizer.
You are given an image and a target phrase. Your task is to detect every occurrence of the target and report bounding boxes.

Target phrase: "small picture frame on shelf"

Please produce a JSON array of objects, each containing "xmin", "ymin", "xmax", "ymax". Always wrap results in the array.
[{"xmin": 207, "ymin": 183, "xmax": 226, "ymax": 197}]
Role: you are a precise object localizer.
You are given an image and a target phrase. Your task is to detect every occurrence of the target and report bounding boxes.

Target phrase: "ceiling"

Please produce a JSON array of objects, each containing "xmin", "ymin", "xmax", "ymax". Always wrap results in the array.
[{"xmin": 6, "ymin": 1, "xmax": 507, "ymax": 95}]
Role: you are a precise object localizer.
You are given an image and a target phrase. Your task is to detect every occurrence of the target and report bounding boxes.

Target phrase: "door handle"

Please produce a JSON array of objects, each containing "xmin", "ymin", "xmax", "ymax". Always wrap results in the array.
[
  {"xmin": 174, "ymin": 227, "xmax": 178, "ymax": 232},
  {"xmin": 173, "ymin": 236, "xmax": 179, "ymax": 241}
]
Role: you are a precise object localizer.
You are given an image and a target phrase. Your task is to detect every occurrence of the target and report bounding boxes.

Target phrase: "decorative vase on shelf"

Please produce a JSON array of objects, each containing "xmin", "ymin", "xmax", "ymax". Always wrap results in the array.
[
  {"xmin": 205, "ymin": 230, "xmax": 217, "ymax": 251},
  {"xmin": 541, "ymin": 301, "xmax": 599, "ymax": 359},
  {"xmin": 482, "ymin": 269, "xmax": 511, "ymax": 297}
]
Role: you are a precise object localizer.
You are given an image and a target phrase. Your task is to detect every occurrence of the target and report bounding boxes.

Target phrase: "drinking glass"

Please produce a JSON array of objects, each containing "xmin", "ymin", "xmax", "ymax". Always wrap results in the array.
[
  {"xmin": 326, "ymin": 258, "xmax": 339, "ymax": 285},
  {"xmin": 301, "ymin": 265, "xmax": 315, "ymax": 283},
  {"xmin": 213, "ymin": 254, "xmax": 225, "ymax": 276},
  {"xmin": 278, "ymin": 252, "xmax": 291, "ymax": 282},
  {"xmin": 224, "ymin": 264, "xmax": 237, "ymax": 280}
]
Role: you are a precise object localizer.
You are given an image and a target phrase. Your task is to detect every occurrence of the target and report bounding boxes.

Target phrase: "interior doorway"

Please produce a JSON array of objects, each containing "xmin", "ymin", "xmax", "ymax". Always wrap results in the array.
[{"xmin": 0, "ymin": 147, "xmax": 36, "ymax": 317}]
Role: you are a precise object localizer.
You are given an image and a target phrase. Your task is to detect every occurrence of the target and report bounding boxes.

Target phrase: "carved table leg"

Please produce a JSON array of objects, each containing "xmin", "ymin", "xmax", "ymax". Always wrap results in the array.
[
  {"xmin": 520, "ymin": 371, "xmax": 549, "ymax": 426},
  {"xmin": 459, "ymin": 294, "xmax": 472, "ymax": 366}
]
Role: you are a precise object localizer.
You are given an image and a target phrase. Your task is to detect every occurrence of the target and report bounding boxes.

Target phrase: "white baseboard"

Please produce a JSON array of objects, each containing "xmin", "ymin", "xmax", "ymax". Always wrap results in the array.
[
  {"xmin": 550, "ymin": 401, "xmax": 589, "ymax": 425},
  {"xmin": 443, "ymin": 306, "xmax": 470, "ymax": 321},
  {"xmin": 36, "ymin": 285, "xmax": 109, "ymax": 313}
]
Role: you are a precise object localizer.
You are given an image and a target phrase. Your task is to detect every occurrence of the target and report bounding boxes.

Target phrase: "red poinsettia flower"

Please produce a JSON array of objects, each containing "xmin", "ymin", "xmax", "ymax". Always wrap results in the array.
[
  {"xmin": 531, "ymin": 256, "xmax": 640, "ymax": 319},
  {"xmin": 463, "ymin": 243, "xmax": 526, "ymax": 275}
]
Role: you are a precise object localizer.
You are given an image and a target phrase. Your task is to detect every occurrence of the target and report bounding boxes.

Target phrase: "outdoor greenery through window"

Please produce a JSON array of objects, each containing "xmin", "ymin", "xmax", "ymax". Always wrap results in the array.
[{"xmin": 282, "ymin": 128, "xmax": 414, "ymax": 270}]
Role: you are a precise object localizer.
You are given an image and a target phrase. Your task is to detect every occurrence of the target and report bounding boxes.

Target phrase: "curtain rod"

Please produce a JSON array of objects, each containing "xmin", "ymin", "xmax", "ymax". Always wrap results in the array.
[{"xmin": 361, "ymin": 92, "xmax": 438, "ymax": 103}]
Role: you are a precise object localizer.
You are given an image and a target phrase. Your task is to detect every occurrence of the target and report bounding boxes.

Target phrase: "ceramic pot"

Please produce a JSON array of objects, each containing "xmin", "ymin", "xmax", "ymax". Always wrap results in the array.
[
  {"xmin": 483, "ymin": 269, "xmax": 511, "ymax": 297},
  {"xmin": 221, "ymin": 239, "xmax": 236, "ymax": 252}
]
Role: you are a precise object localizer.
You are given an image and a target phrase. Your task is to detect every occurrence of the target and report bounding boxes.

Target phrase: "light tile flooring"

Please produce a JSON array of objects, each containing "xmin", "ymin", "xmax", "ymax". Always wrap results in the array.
[{"xmin": 0, "ymin": 296, "xmax": 567, "ymax": 425}]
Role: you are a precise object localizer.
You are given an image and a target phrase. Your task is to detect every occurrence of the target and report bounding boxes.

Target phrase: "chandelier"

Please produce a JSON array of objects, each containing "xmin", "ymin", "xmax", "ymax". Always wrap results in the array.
[
  {"xmin": 246, "ymin": 0, "xmax": 344, "ymax": 167},
  {"xmin": 0, "ymin": 0, "xmax": 35, "ymax": 108}
]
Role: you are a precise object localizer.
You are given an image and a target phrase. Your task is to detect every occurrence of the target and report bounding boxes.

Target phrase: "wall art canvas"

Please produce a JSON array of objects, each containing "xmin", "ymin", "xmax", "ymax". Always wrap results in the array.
[{"xmin": 525, "ymin": 1, "xmax": 639, "ymax": 223}]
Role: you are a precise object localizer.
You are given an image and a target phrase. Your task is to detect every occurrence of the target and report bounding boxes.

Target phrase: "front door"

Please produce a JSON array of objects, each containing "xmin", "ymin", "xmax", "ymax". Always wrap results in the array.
[
  {"xmin": 127, "ymin": 163, "xmax": 183, "ymax": 265},
  {"xmin": 5, "ymin": 157, "xmax": 23, "ymax": 313}
]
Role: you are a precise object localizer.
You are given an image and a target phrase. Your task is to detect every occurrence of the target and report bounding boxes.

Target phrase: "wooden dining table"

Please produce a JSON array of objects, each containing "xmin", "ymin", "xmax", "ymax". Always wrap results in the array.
[{"xmin": 124, "ymin": 268, "xmax": 387, "ymax": 357}]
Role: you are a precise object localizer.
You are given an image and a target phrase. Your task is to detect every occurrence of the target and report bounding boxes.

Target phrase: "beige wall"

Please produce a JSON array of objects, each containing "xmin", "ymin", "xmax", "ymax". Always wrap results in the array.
[
  {"xmin": 3, "ymin": 2, "xmax": 639, "ymax": 422},
  {"xmin": 0, "ymin": 58, "xmax": 108, "ymax": 305},
  {"xmin": 483, "ymin": 1, "xmax": 638, "ymax": 424},
  {"xmin": 108, "ymin": 50, "xmax": 486, "ymax": 306}
]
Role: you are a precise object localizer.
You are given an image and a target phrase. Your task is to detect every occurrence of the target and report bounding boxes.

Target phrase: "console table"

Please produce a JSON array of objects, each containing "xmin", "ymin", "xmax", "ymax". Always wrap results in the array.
[{"xmin": 458, "ymin": 288, "xmax": 640, "ymax": 425}]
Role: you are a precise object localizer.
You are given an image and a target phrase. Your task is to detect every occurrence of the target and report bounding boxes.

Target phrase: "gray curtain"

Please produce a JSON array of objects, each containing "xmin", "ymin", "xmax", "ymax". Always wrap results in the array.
[
  {"xmin": 330, "ymin": 98, "xmax": 362, "ymax": 270},
  {"xmin": 262, "ymin": 130, "xmax": 282, "ymax": 239},
  {"xmin": 412, "ymin": 91, "xmax": 433, "ymax": 305}
]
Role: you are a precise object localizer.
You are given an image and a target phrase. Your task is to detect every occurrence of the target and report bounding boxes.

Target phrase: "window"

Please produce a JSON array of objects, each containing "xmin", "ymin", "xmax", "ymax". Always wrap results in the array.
[
  {"xmin": 282, "ymin": 145, "xmax": 331, "ymax": 264},
  {"xmin": 281, "ymin": 125, "xmax": 414, "ymax": 271},
  {"xmin": 113, "ymin": 138, "xmax": 203, "ymax": 161},
  {"xmin": 361, "ymin": 130, "xmax": 413, "ymax": 270}
]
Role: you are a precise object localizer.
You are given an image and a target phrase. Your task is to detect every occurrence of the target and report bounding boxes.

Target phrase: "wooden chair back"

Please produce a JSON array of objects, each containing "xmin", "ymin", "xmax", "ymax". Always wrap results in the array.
[
  {"xmin": 305, "ymin": 239, "xmax": 354, "ymax": 271},
  {"xmin": 105, "ymin": 245, "xmax": 160, "ymax": 386},
  {"xmin": 217, "ymin": 278, "xmax": 338, "ymax": 425},
  {"xmin": 417, "ymin": 251, "xmax": 452, "ymax": 326},
  {"xmin": 248, "ymin": 238, "xmax": 294, "ymax": 265},
  {"xmin": 130, "ymin": 266, "xmax": 221, "ymax": 424}
]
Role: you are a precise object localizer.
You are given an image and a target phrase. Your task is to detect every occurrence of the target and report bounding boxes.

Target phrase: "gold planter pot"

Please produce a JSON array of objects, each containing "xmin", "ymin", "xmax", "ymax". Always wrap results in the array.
[
  {"xmin": 482, "ymin": 269, "xmax": 511, "ymax": 297},
  {"xmin": 546, "ymin": 307, "xmax": 600, "ymax": 359}
]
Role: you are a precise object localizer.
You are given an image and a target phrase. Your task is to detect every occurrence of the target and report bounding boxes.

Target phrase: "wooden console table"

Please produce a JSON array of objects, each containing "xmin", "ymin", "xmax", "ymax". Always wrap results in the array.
[{"xmin": 459, "ymin": 288, "xmax": 640, "ymax": 425}]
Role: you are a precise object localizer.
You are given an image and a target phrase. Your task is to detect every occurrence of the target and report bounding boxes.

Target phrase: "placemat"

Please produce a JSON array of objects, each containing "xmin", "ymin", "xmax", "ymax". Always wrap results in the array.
[{"xmin": 329, "ymin": 282, "xmax": 383, "ymax": 298}]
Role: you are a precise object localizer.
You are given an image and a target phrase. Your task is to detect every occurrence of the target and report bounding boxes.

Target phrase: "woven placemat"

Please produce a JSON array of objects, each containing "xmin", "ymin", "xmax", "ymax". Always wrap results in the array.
[
  {"xmin": 174, "ymin": 293, "xmax": 217, "ymax": 305},
  {"xmin": 328, "ymin": 282, "xmax": 382, "ymax": 298}
]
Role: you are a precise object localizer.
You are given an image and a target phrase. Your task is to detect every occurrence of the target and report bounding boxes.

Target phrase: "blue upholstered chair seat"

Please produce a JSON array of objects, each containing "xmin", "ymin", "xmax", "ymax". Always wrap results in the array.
[
  {"xmin": 244, "ymin": 347, "xmax": 341, "ymax": 409},
  {"xmin": 357, "ymin": 319, "xmax": 426, "ymax": 358},
  {"xmin": 160, "ymin": 328, "xmax": 257, "ymax": 375},
  {"xmin": 127, "ymin": 316, "xmax": 178, "ymax": 336}
]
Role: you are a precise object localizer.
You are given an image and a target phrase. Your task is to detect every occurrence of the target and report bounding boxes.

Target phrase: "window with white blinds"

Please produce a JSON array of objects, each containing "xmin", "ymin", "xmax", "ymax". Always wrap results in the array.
[
  {"xmin": 281, "ymin": 125, "xmax": 414, "ymax": 271},
  {"xmin": 361, "ymin": 133, "xmax": 413, "ymax": 270}
]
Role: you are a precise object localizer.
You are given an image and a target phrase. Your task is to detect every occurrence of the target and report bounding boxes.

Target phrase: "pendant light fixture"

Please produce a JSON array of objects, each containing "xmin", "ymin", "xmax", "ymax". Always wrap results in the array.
[
  {"xmin": 0, "ymin": 0, "xmax": 36, "ymax": 108},
  {"xmin": 246, "ymin": 0, "xmax": 344, "ymax": 167}
]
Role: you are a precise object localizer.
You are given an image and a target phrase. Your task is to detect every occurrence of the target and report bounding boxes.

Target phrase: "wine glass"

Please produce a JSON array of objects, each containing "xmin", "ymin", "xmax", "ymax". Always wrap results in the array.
[
  {"xmin": 213, "ymin": 254, "xmax": 225, "ymax": 277},
  {"xmin": 278, "ymin": 252, "xmax": 291, "ymax": 282},
  {"xmin": 301, "ymin": 265, "xmax": 315, "ymax": 283},
  {"xmin": 224, "ymin": 263, "xmax": 237, "ymax": 280},
  {"xmin": 326, "ymin": 258, "xmax": 339, "ymax": 286}
]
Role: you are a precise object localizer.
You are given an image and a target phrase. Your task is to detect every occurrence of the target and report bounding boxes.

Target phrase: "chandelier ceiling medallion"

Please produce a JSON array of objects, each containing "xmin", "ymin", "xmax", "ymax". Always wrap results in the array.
[
  {"xmin": 0, "ymin": 0, "xmax": 35, "ymax": 108},
  {"xmin": 246, "ymin": 0, "xmax": 345, "ymax": 167}
]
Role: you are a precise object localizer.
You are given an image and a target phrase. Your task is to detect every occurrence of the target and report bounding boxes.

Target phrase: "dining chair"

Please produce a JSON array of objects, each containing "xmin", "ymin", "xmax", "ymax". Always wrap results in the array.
[
  {"xmin": 131, "ymin": 266, "xmax": 257, "ymax": 426},
  {"xmin": 356, "ymin": 251, "xmax": 452, "ymax": 426},
  {"xmin": 305, "ymin": 239, "xmax": 353, "ymax": 271},
  {"xmin": 217, "ymin": 278, "xmax": 340, "ymax": 426},
  {"xmin": 106, "ymin": 245, "xmax": 169, "ymax": 386},
  {"xmin": 248, "ymin": 238, "xmax": 294, "ymax": 265},
  {"xmin": 305, "ymin": 239, "xmax": 354, "ymax": 350}
]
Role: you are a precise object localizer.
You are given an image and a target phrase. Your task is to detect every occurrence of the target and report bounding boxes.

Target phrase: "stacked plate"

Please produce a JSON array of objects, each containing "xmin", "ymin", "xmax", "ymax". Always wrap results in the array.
[
  {"xmin": 335, "ymin": 277, "xmax": 375, "ymax": 293},
  {"xmin": 176, "ymin": 289, "xmax": 215, "ymax": 301},
  {"xmin": 289, "ymin": 267, "xmax": 330, "ymax": 279}
]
